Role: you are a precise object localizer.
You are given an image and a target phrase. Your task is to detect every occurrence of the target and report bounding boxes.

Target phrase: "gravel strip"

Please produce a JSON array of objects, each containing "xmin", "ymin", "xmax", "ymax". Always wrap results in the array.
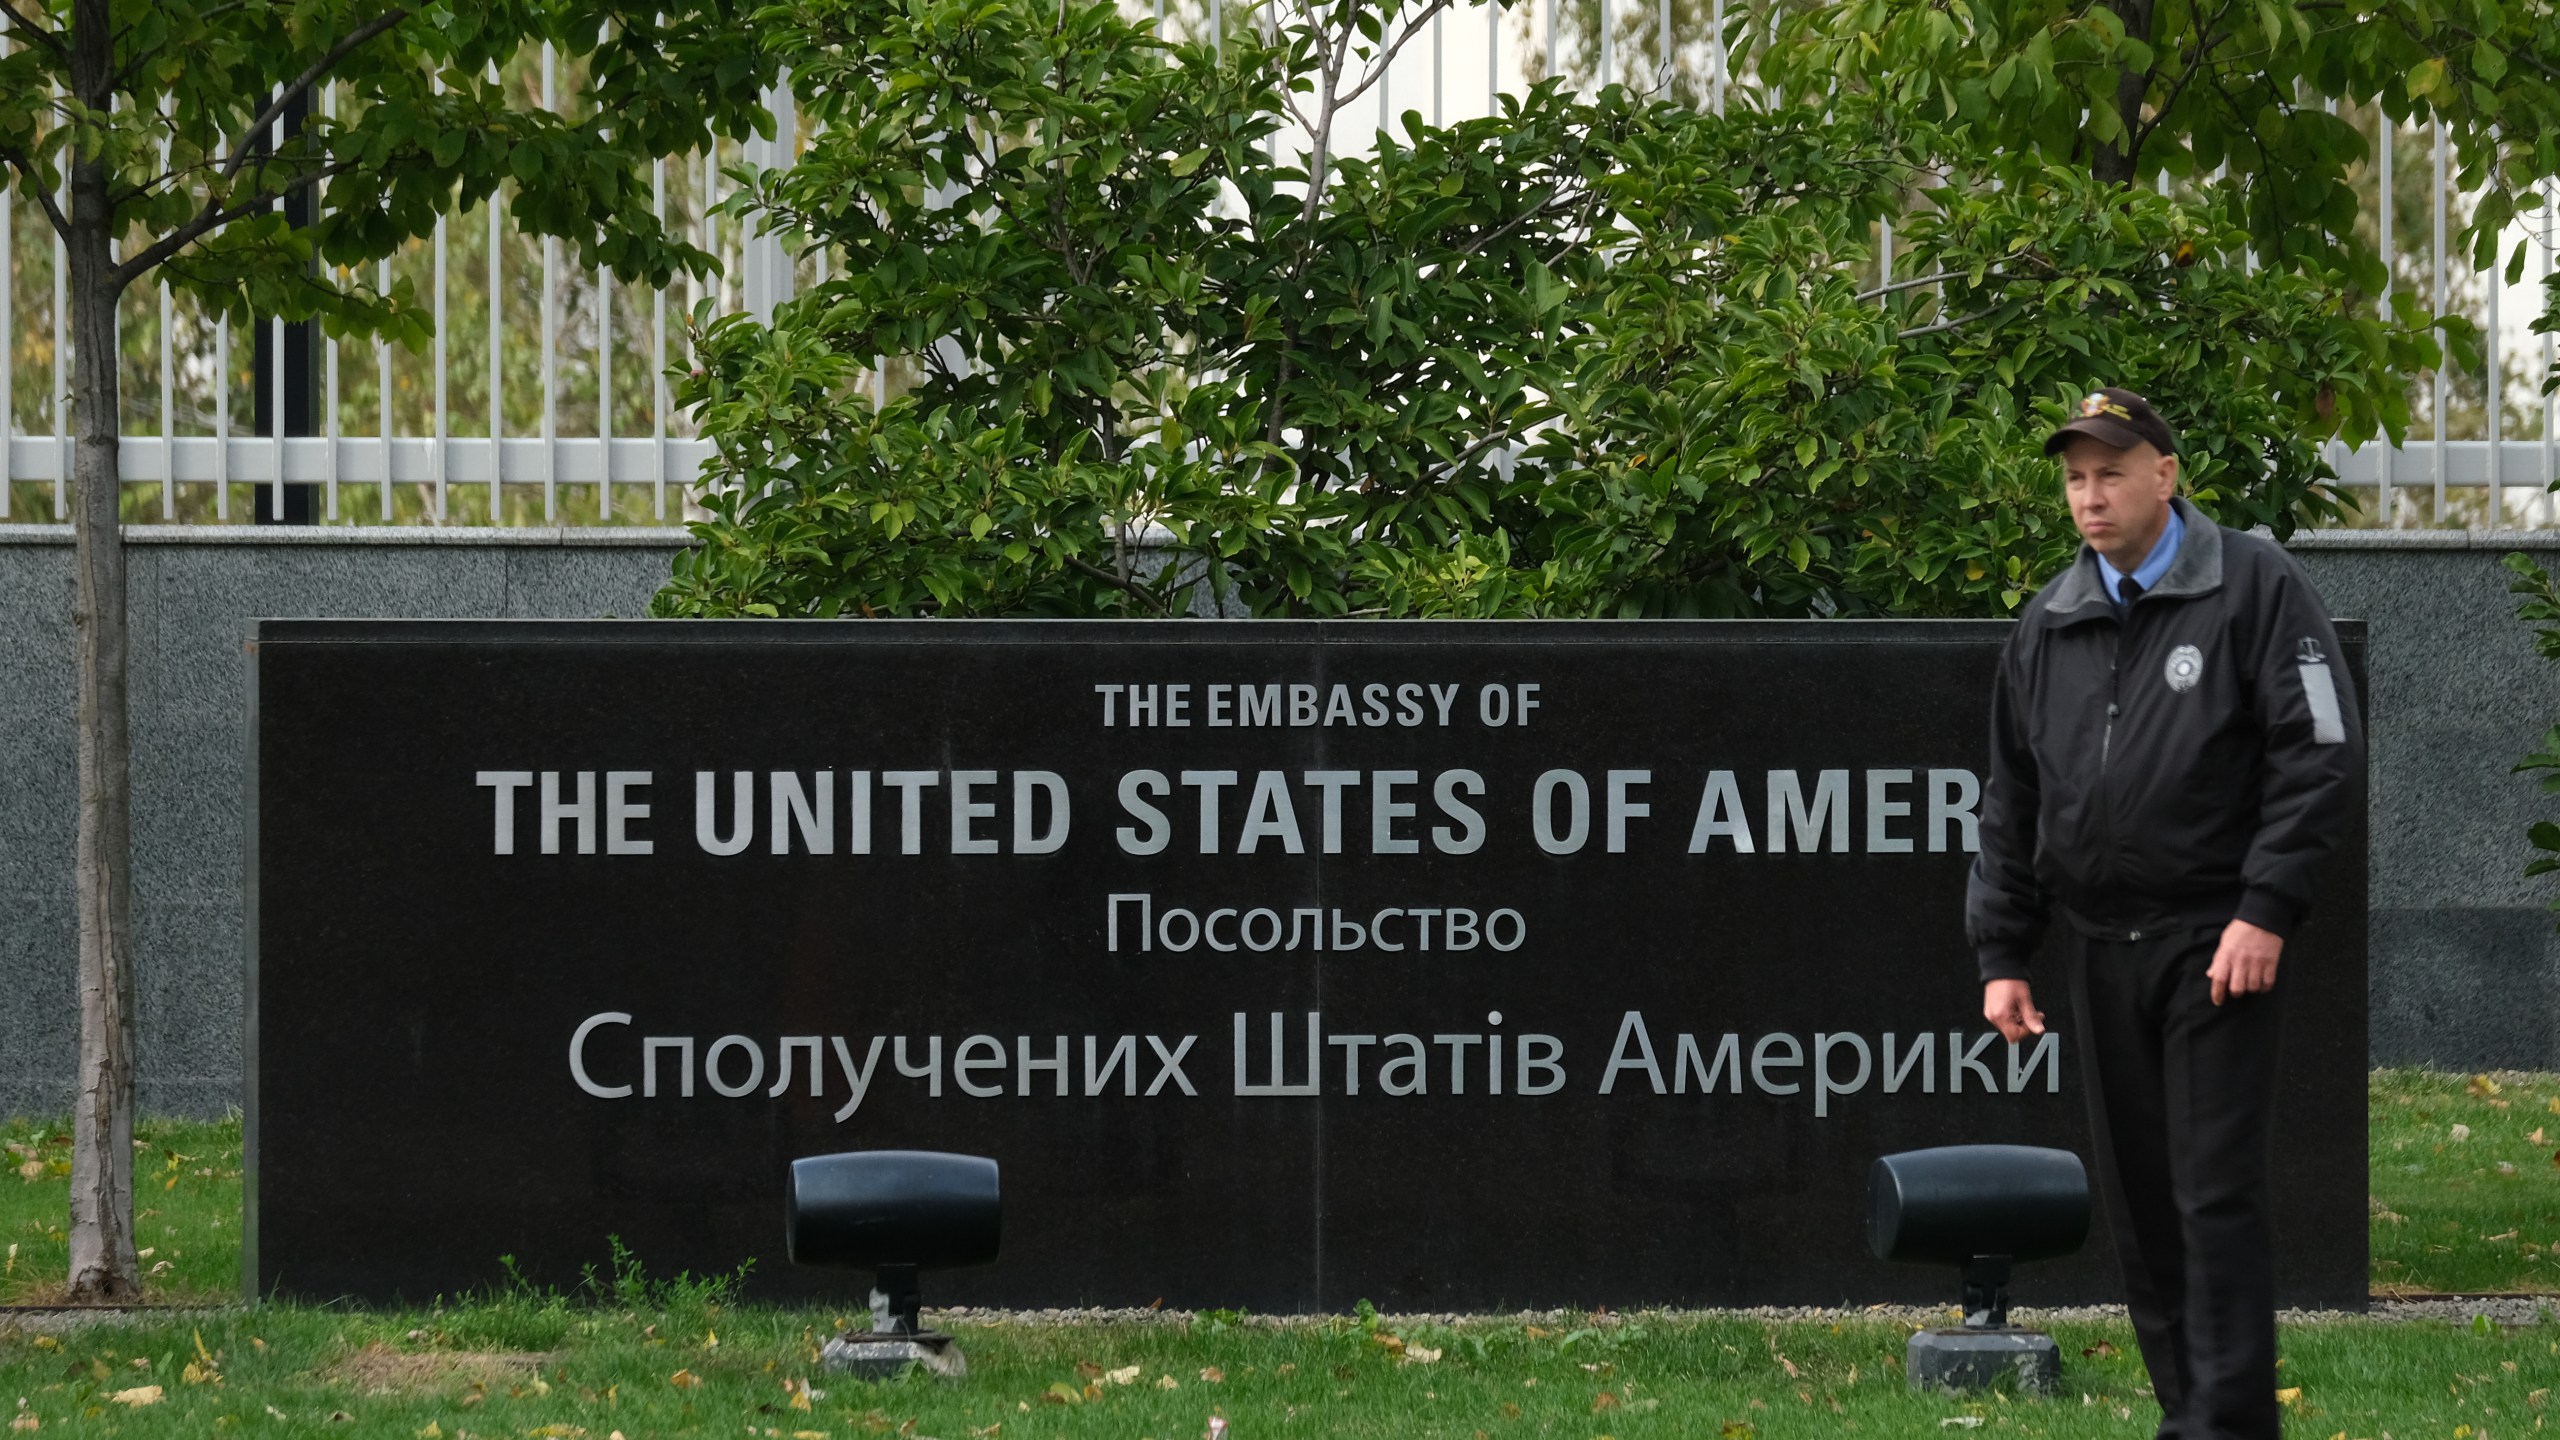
[
  {"xmin": 936, "ymin": 1297, "xmax": 2560, "ymax": 1330},
  {"xmin": 4, "ymin": 1297, "xmax": 2550, "ymax": 1340}
]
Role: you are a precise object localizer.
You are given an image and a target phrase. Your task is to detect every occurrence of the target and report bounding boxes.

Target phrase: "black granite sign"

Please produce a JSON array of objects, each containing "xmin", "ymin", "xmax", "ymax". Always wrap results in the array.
[{"xmin": 245, "ymin": 620, "xmax": 2368, "ymax": 1308}]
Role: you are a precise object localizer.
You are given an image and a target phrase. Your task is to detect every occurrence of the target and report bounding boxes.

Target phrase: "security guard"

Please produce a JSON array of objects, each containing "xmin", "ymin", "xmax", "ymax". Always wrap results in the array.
[{"xmin": 1967, "ymin": 388, "xmax": 2361, "ymax": 1440}]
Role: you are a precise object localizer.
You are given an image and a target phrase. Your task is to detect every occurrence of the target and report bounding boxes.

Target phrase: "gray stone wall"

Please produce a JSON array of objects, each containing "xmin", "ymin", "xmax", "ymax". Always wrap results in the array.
[
  {"xmin": 2289, "ymin": 533, "xmax": 2560, "ymax": 1070},
  {"xmin": 1, "ymin": 525, "xmax": 2555, "ymax": 1118},
  {"xmin": 0, "ymin": 527, "xmax": 687, "ymax": 1118}
]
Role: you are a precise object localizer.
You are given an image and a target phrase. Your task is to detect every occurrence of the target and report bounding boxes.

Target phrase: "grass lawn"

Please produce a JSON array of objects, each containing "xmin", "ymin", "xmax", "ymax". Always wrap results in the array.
[
  {"xmin": 2, "ymin": 1283, "xmax": 2557, "ymax": 1437},
  {"xmin": 1, "ymin": 1070, "xmax": 2557, "ymax": 1437},
  {"xmin": 2370, "ymin": 1070, "xmax": 2560, "ymax": 1295}
]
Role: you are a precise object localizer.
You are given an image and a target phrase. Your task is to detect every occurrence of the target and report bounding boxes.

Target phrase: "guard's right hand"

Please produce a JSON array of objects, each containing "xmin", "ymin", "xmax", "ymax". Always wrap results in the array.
[{"xmin": 1983, "ymin": 979, "xmax": 2045, "ymax": 1044}]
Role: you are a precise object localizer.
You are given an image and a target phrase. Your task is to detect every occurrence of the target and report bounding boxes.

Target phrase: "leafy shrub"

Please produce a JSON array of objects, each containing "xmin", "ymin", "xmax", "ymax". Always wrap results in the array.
[{"xmin": 653, "ymin": 0, "xmax": 2437, "ymax": 621}]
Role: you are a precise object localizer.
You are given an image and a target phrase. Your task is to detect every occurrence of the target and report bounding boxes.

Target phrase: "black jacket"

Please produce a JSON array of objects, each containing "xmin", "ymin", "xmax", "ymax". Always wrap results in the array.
[{"xmin": 1967, "ymin": 497, "xmax": 2363, "ymax": 981}]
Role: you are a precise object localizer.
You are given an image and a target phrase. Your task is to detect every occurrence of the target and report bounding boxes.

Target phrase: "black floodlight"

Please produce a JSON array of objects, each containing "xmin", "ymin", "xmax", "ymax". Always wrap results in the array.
[
  {"xmin": 788, "ymin": 1150, "xmax": 1000, "ymax": 1379},
  {"xmin": 1868, "ymin": 1145, "xmax": 2090, "ymax": 1393}
]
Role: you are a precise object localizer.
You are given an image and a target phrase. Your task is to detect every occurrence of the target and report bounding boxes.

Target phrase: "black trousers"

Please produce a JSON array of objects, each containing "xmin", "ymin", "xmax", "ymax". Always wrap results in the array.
[{"xmin": 2064, "ymin": 927, "xmax": 2284, "ymax": 1440}]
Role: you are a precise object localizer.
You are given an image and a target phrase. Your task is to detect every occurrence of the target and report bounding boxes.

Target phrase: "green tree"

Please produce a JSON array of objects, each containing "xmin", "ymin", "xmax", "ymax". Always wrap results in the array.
[
  {"xmin": 0, "ymin": 0, "xmax": 774, "ymax": 1300},
  {"xmin": 1768, "ymin": 0, "xmax": 2560, "ymax": 295},
  {"xmin": 656, "ymin": 0, "xmax": 2427, "ymax": 622}
]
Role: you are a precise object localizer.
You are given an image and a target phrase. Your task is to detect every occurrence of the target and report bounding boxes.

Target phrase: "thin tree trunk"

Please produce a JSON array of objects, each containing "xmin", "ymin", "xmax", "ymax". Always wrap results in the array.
[
  {"xmin": 2094, "ymin": 0, "xmax": 2156, "ymax": 185},
  {"xmin": 65, "ymin": 0, "xmax": 140, "ymax": 1307}
]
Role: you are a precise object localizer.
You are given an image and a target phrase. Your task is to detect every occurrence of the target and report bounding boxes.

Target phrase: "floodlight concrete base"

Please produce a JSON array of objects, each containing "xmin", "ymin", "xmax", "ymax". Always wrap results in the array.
[
  {"xmin": 821, "ymin": 1330, "xmax": 968, "ymax": 1381},
  {"xmin": 1905, "ymin": 1327, "xmax": 2061, "ymax": 1394}
]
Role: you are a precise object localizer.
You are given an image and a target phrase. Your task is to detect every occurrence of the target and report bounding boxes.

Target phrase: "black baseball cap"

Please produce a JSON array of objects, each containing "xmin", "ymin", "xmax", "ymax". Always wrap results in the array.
[{"xmin": 2044, "ymin": 387, "xmax": 2178, "ymax": 457}]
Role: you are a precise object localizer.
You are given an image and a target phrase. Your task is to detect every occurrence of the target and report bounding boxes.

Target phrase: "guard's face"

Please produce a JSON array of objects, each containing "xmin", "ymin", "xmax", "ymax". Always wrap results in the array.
[{"xmin": 2061, "ymin": 437, "xmax": 2179, "ymax": 555}]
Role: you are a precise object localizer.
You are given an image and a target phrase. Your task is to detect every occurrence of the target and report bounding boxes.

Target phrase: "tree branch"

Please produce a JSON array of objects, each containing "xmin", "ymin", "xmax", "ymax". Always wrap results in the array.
[
  {"xmin": 0, "ymin": 0, "xmax": 68, "ymax": 62},
  {"xmin": 101, "ymin": 9, "xmax": 412, "ymax": 291},
  {"xmin": 1899, "ymin": 305, "xmax": 1999, "ymax": 339},
  {"xmin": 0, "ymin": 142, "xmax": 72, "ymax": 237},
  {"xmin": 1065, "ymin": 552, "xmax": 1174, "ymax": 612},
  {"xmin": 111, "ymin": 0, "xmax": 255, "ymax": 89},
  {"xmin": 1857, "ymin": 269, "xmax": 1962, "ymax": 301},
  {"xmin": 214, "ymin": 8, "xmax": 411, "ymax": 185},
  {"xmin": 1457, "ymin": 183, "xmax": 1567, "ymax": 255},
  {"xmin": 2130, "ymin": 0, "xmax": 2237, "ymax": 159},
  {"xmin": 1333, "ymin": 0, "xmax": 1456, "ymax": 113},
  {"xmin": 2429, "ymin": 18, "xmax": 2560, "ymax": 85},
  {"xmin": 112, "ymin": 156, "xmax": 362, "ymax": 289}
]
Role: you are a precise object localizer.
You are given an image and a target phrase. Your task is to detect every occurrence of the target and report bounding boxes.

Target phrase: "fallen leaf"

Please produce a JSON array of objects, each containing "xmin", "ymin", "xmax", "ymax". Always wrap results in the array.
[
  {"xmin": 2451, "ymin": 1124, "xmax": 2471, "ymax": 1141},
  {"xmin": 667, "ymin": 1369, "xmax": 699, "ymax": 1390},
  {"xmin": 1502, "ymin": 1404, "xmax": 1522, "ymax": 1420},
  {"xmin": 701, "ymin": 1329, "xmax": 719, "ymax": 1351},
  {"xmin": 1404, "ymin": 1346, "xmax": 1442, "ymax": 1365},
  {"xmin": 108, "ymin": 1387, "xmax": 162, "ymax": 1408},
  {"xmin": 417, "ymin": 1426, "xmax": 443, "ymax": 1439},
  {"xmin": 1042, "ymin": 1382, "xmax": 1082, "ymax": 1406},
  {"xmin": 1204, "ymin": 1419, "xmax": 1228, "ymax": 1440},
  {"xmin": 2469, "ymin": 1075, "xmax": 2503, "ymax": 1098},
  {"xmin": 1154, "ymin": 1376, "xmax": 1179, "ymax": 1391},
  {"xmin": 2276, "ymin": 1387, "xmax": 2302, "ymax": 1405},
  {"xmin": 2081, "ymin": 1341, "xmax": 2118, "ymax": 1359},
  {"xmin": 1198, "ymin": 1368, "xmax": 1224, "ymax": 1384},
  {"xmin": 2532, "ymin": 1128, "xmax": 2548, "ymax": 1146},
  {"xmin": 8, "ymin": 1416, "xmax": 35, "ymax": 1434},
  {"xmin": 526, "ymin": 1427, "xmax": 587, "ymax": 1439},
  {"xmin": 1940, "ymin": 1419, "xmax": 1983, "ymax": 1430},
  {"xmin": 13, "ymin": 1160, "xmax": 39, "ymax": 1183},
  {"xmin": 29, "ymin": 1337, "xmax": 57, "ymax": 1352},
  {"xmin": 1776, "ymin": 1354, "xmax": 1801, "ymax": 1379},
  {"xmin": 1592, "ymin": 1392, "xmax": 1620, "ymax": 1413},
  {"xmin": 1106, "ymin": 1366, "xmax": 1141, "ymax": 1386},
  {"xmin": 1076, "ymin": 1362, "xmax": 1103, "ymax": 1380},
  {"xmin": 1718, "ymin": 1424, "xmax": 1753, "ymax": 1439}
]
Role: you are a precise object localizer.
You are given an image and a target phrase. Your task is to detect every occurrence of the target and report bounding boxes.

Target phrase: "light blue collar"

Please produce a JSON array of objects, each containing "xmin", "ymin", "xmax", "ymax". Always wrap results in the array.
[{"xmin": 2097, "ymin": 503, "xmax": 2184, "ymax": 604}]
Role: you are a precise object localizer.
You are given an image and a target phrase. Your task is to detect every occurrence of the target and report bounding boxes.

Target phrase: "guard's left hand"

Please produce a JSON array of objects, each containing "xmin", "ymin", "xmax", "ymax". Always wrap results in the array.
[{"xmin": 2208, "ymin": 919, "xmax": 2284, "ymax": 1005}]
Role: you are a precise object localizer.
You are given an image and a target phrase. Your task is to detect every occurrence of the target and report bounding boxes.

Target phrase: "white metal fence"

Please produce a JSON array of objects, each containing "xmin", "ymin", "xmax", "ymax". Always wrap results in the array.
[{"xmin": 3, "ymin": 11, "xmax": 2556, "ymax": 527}]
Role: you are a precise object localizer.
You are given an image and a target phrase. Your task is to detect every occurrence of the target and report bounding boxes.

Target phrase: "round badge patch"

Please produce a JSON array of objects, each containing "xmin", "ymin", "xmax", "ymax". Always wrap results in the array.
[{"xmin": 2164, "ymin": 644, "xmax": 2204, "ymax": 693}]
